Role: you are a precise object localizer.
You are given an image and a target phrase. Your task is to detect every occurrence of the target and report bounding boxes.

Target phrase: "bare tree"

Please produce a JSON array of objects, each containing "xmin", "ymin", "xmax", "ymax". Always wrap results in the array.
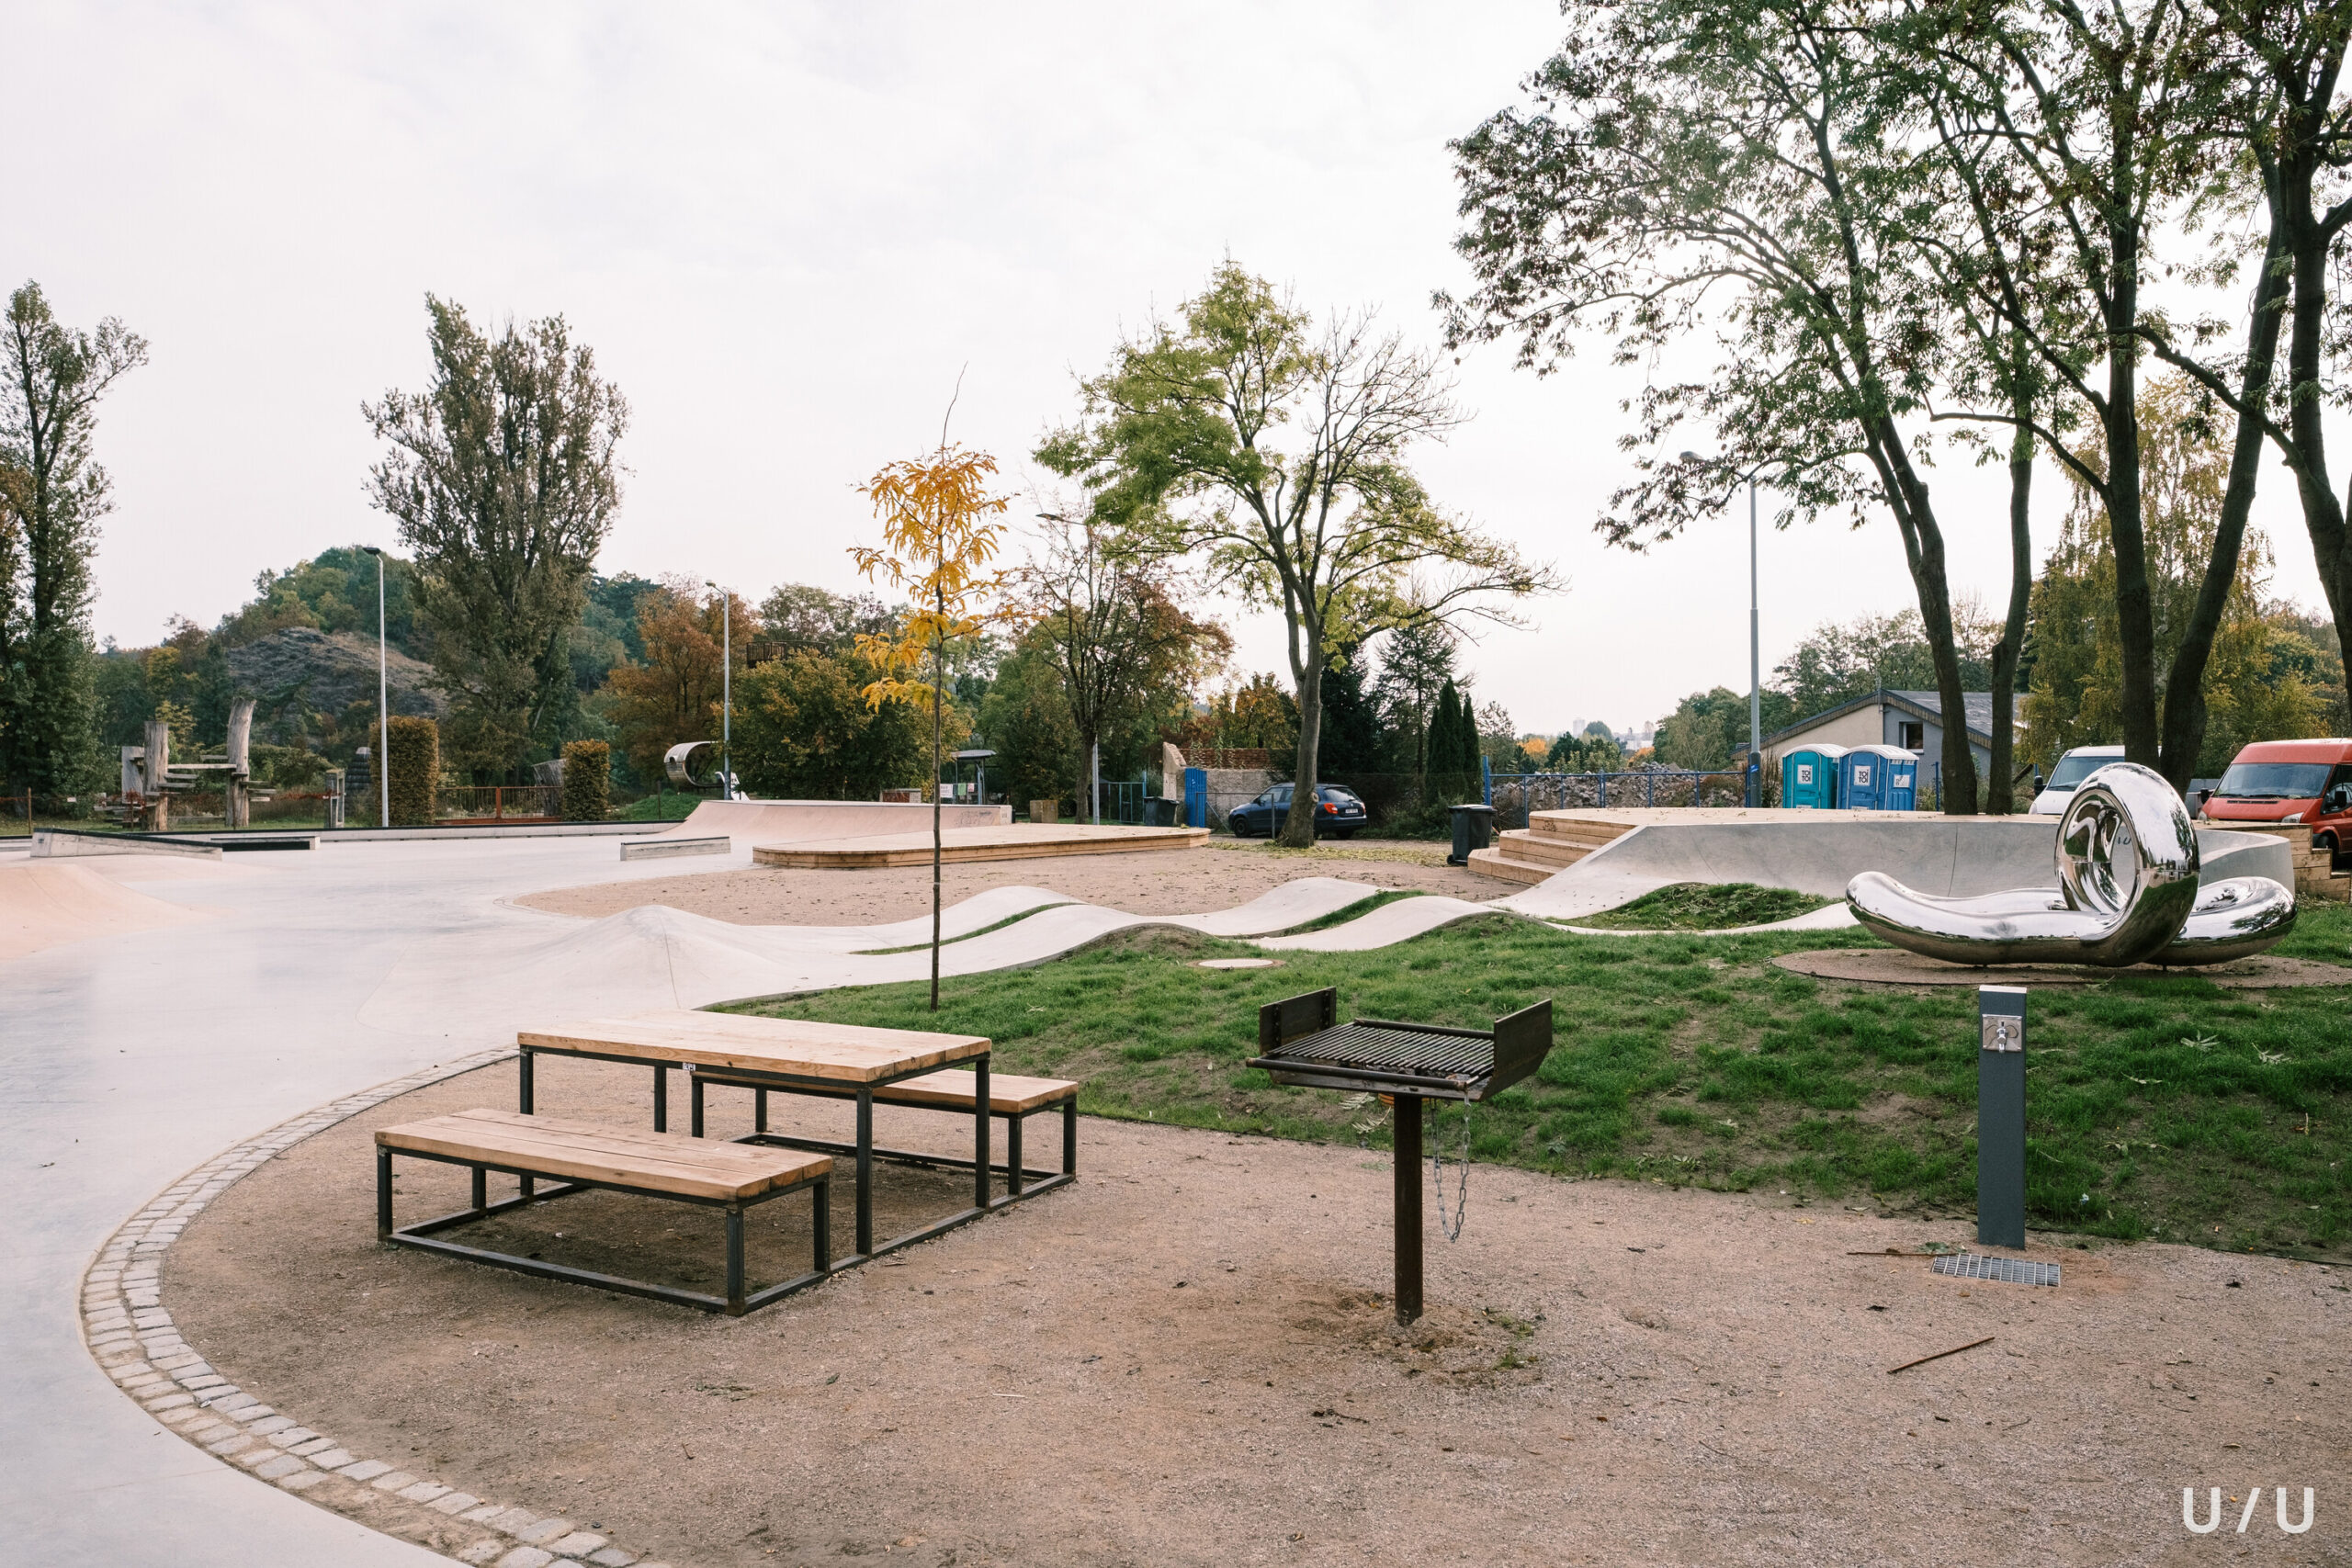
[{"xmin": 1014, "ymin": 508, "xmax": 1230, "ymax": 820}]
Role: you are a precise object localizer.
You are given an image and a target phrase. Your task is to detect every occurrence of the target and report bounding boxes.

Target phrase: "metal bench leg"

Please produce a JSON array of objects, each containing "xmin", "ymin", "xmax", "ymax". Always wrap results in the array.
[
  {"xmin": 377, "ymin": 1147, "xmax": 393, "ymax": 1241},
  {"xmin": 1063, "ymin": 1095, "xmax": 1078, "ymax": 1175},
  {"xmin": 724, "ymin": 1205, "xmax": 746, "ymax": 1315},
  {"xmin": 517, "ymin": 1051, "xmax": 536, "ymax": 1199},
  {"xmin": 653, "ymin": 1064, "xmax": 669, "ymax": 1133},
  {"xmin": 974, "ymin": 1053, "xmax": 991, "ymax": 1209},
  {"xmin": 470, "ymin": 1166, "xmax": 487, "ymax": 1213},
  {"xmin": 691, "ymin": 1070, "xmax": 706, "ymax": 1138},
  {"xmin": 854, "ymin": 1089, "xmax": 874, "ymax": 1258},
  {"xmin": 1007, "ymin": 1112, "xmax": 1024, "ymax": 1199},
  {"xmin": 813, "ymin": 1176, "xmax": 831, "ymax": 1273},
  {"xmin": 755, "ymin": 1087, "xmax": 768, "ymax": 1134}
]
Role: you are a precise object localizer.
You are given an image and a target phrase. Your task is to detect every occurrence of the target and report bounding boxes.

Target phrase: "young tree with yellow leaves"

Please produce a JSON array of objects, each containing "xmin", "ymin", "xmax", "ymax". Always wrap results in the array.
[{"xmin": 851, "ymin": 442, "xmax": 1009, "ymax": 1010}]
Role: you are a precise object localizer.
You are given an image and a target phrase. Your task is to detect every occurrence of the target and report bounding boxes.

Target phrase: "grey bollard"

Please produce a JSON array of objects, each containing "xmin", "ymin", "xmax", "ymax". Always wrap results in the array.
[{"xmin": 1977, "ymin": 985, "xmax": 2027, "ymax": 1249}]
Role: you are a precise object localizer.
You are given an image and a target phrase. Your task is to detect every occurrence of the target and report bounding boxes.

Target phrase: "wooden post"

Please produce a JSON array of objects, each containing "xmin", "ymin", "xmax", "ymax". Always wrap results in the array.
[
  {"xmin": 1394, "ymin": 1094, "xmax": 1423, "ymax": 1325},
  {"xmin": 142, "ymin": 720, "xmax": 170, "ymax": 833},
  {"xmin": 225, "ymin": 698, "xmax": 254, "ymax": 829}
]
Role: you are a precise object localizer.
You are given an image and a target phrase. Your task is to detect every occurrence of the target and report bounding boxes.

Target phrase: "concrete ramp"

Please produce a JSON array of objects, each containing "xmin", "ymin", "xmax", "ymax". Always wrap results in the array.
[
  {"xmin": 0, "ymin": 861, "xmax": 213, "ymax": 959},
  {"xmin": 647, "ymin": 798, "xmax": 1011, "ymax": 846},
  {"xmin": 1498, "ymin": 817, "xmax": 2293, "ymax": 924}
]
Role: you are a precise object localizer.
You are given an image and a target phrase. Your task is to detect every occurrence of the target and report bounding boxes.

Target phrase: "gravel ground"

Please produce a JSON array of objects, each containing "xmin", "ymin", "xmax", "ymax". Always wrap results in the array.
[
  {"xmin": 164, "ymin": 1055, "xmax": 2348, "ymax": 1568},
  {"xmin": 515, "ymin": 841, "xmax": 1499, "ymax": 924}
]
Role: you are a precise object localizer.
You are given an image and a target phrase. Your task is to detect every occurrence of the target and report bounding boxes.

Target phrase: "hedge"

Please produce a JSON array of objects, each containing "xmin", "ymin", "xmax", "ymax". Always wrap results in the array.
[
  {"xmin": 560, "ymin": 739, "xmax": 612, "ymax": 821},
  {"xmin": 371, "ymin": 716, "xmax": 439, "ymax": 827}
]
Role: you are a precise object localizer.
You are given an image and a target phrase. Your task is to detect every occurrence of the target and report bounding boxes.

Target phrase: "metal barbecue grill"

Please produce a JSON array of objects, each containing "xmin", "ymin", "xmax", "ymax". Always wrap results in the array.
[{"xmin": 1245, "ymin": 987, "xmax": 1554, "ymax": 1323}]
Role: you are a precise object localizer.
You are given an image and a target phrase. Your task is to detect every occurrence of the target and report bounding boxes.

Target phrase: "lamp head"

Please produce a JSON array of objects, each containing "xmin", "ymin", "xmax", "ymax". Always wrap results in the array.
[
  {"xmin": 1679, "ymin": 450, "xmax": 1703, "ymax": 463},
  {"xmin": 361, "ymin": 545, "xmax": 383, "ymax": 556}
]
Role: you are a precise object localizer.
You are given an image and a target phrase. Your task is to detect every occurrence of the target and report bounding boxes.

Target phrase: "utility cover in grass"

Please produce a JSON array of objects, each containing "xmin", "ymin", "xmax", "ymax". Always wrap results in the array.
[{"xmin": 1577, "ymin": 882, "xmax": 1832, "ymax": 931}]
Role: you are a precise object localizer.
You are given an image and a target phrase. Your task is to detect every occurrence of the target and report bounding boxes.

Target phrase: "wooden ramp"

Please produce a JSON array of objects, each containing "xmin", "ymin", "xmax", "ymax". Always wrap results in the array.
[{"xmin": 753, "ymin": 823, "xmax": 1210, "ymax": 869}]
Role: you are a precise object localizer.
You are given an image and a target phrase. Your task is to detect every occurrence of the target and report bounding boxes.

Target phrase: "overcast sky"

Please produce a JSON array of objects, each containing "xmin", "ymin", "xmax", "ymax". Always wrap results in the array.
[{"xmin": 11, "ymin": 2, "xmax": 2328, "ymax": 736}]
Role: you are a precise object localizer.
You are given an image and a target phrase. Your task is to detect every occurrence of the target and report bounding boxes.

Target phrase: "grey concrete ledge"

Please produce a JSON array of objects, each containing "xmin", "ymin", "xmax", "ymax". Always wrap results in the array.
[
  {"xmin": 78, "ymin": 1050, "xmax": 684, "ymax": 1568},
  {"xmin": 321, "ymin": 822, "xmax": 668, "ymax": 842}
]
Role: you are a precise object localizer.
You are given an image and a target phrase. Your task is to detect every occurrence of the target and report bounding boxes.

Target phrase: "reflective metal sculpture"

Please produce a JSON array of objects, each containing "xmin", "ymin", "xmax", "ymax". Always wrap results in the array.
[
  {"xmin": 663, "ymin": 740, "xmax": 720, "ymax": 788},
  {"xmin": 1846, "ymin": 762, "xmax": 2296, "ymax": 966}
]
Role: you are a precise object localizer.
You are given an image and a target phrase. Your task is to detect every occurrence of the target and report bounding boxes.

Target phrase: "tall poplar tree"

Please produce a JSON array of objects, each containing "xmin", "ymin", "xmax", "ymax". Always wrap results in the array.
[
  {"xmin": 366, "ymin": 297, "xmax": 627, "ymax": 775},
  {"xmin": 0, "ymin": 283, "xmax": 147, "ymax": 799}
]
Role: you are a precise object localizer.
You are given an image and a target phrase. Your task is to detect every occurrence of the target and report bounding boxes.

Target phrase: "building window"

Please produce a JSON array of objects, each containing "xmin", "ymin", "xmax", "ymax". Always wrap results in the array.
[{"xmin": 1896, "ymin": 720, "xmax": 1924, "ymax": 750}]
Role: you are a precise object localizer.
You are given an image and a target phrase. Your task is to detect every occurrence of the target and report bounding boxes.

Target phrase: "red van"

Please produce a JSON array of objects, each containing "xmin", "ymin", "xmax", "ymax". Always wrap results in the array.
[{"xmin": 2199, "ymin": 738, "xmax": 2352, "ymax": 861}]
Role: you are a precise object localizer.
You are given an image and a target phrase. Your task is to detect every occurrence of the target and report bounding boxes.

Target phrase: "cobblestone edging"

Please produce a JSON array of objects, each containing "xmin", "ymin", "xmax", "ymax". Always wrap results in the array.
[{"xmin": 77, "ymin": 1050, "xmax": 683, "ymax": 1568}]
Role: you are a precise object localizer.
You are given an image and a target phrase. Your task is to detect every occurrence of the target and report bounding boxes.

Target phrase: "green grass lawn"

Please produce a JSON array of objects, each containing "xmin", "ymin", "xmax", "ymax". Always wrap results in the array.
[
  {"xmin": 615, "ymin": 792, "xmax": 707, "ymax": 822},
  {"xmin": 728, "ymin": 899, "xmax": 2352, "ymax": 1259},
  {"xmin": 1575, "ymin": 881, "xmax": 1834, "ymax": 930}
]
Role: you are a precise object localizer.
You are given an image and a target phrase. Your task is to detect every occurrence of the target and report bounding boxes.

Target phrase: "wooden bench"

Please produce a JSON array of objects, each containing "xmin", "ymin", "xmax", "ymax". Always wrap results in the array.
[
  {"xmin": 377, "ymin": 1108, "xmax": 831, "ymax": 1315},
  {"xmin": 688, "ymin": 1066, "xmax": 1079, "ymax": 1204}
]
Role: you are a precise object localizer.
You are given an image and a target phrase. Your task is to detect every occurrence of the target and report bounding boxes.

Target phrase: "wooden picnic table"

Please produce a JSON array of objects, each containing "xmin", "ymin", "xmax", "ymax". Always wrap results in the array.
[{"xmin": 515, "ymin": 1010, "xmax": 989, "ymax": 1265}]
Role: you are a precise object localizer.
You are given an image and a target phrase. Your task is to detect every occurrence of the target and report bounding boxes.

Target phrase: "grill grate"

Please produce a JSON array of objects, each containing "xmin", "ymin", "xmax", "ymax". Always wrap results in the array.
[
  {"xmin": 1255, "ymin": 1021, "xmax": 1498, "ymax": 1079},
  {"xmin": 1931, "ymin": 1252, "xmax": 2061, "ymax": 1288}
]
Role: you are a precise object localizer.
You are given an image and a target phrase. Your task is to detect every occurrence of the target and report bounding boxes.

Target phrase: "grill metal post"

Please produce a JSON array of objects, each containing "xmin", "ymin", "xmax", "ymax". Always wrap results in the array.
[{"xmin": 1394, "ymin": 1093, "xmax": 1423, "ymax": 1325}]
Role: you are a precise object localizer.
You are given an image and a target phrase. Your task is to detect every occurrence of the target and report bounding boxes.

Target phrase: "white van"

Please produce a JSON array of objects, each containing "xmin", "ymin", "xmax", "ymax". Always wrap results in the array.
[{"xmin": 2029, "ymin": 745, "xmax": 2126, "ymax": 816}]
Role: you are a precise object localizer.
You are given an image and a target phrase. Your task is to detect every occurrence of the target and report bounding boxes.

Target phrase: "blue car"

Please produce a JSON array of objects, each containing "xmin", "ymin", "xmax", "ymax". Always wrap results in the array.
[{"xmin": 1226, "ymin": 783, "xmax": 1368, "ymax": 839}]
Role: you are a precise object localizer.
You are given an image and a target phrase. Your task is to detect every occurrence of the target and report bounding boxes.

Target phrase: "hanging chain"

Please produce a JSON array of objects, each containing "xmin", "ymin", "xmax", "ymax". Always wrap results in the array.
[{"xmin": 1430, "ymin": 1100, "xmax": 1473, "ymax": 1242}]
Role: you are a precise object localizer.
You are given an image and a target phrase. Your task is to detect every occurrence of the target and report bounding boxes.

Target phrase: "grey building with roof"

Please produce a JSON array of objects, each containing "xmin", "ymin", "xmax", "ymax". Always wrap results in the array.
[{"xmin": 1762, "ymin": 688, "xmax": 2016, "ymax": 795}]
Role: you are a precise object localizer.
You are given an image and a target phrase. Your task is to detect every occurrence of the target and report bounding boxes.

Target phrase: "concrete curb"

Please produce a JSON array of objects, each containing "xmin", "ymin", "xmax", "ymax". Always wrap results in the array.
[{"xmin": 77, "ymin": 1051, "xmax": 685, "ymax": 1568}]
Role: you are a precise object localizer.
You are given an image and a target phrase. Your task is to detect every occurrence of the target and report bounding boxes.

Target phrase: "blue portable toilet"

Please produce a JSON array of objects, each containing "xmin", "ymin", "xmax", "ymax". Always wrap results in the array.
[
  {"xmin": 1841, "ymin": 744, "xmax": 1919, "ymax": 811},
  {"xmin": 1182, "ymin": 767, "xmax": 1208, "ymax": 829},
  {"xmin": 1780, "ymin": 744, "xmax": 1848, "ymax": 809}
]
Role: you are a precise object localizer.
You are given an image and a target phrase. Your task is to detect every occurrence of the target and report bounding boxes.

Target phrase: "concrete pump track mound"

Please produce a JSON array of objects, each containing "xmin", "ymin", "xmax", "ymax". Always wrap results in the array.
[{"xmin": 10, "ymin": 823, "xmax": 2345, "ymax": 1565}]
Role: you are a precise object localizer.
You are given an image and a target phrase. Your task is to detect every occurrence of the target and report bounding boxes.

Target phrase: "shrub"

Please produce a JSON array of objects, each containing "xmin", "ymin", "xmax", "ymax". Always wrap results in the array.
[
  {"xmin": 371, "ymin": 716, "xmax": 438, "ymax": 826},
  {"xmin": 560, "ymin": 739, "xmax": 612, "ymax": 821}
]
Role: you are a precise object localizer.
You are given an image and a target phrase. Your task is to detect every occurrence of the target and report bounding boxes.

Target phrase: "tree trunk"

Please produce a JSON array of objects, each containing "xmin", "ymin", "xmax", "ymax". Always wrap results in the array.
[
  {"xmin": 1280, "ymin": 640, "xmax": 1325, "ymax": 848},
  {"xmin": 1871, "ymin": 420, "xmax": 1978, "ymax": 814},
  {"xmin": 2102, "ymin": 178, "xmax": 2162, "ymax": 772},
  {"xmin": 1986, "ymin": 408, "xmax": 2033, "ymax": 815},
  {"xmin": 930, "ymin": 609, "xmax": 943, "ymax": 1012},
  {"xmin": 2157, "ymin": 220, "xmax": 2291, "ymax": 794},
  {"xmin": 2278, "ymin": 141, "xmax": 2352, "ymax": 730}
]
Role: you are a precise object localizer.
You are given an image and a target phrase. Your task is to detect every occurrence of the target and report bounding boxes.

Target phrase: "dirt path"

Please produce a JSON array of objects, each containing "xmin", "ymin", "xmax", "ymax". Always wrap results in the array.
[
  {"xmin": 165, "ymin": 1057, "xmax": 2347, "ymax": 1568},
  {"xmin": 517, "ymin": 841, "xmax": 1498, "ymax": 924}
]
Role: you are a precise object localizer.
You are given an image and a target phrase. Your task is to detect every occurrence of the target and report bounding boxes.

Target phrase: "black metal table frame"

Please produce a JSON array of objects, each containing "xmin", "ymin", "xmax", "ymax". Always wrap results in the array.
[
  {"xmin": 376, "ymin": 1144, "xmax": 831, "ymax": 1316},
  {"xmin": 687, "ymin": 1067, "xmax": 1077, "ymax": 1207},
  {"xmin": 518, "ymin": 1043, "xmax": 990, "ymax": 1269}
]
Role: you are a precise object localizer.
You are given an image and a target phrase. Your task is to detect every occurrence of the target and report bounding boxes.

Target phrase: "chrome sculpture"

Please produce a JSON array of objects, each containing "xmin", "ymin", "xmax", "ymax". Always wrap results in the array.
[{"xmin": 1846, "ymin": 761, "xmax": 2296, "ymax": 966}]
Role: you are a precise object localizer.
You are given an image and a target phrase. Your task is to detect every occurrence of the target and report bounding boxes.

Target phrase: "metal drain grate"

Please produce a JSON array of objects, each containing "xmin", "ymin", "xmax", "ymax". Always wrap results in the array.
[{"xmin": 1932, "ymin": 1253, "xmax": 2061, "ymax": 1287}]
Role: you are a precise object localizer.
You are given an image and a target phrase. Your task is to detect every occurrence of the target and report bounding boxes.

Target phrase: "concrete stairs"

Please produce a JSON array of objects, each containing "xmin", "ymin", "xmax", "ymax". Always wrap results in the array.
[{"xmin": 1467, "ymin": 812, "xmax": 1639, "ymax": 885}]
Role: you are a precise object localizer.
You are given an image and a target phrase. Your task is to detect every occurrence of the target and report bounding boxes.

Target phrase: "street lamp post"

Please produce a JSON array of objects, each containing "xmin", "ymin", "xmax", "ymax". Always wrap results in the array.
[
  {"xmin": 1682, "ymin": 454, "xmax": 1763, "ymax": 807},
  {"xmin": 705, "ymin": 581, "xmax": 732, "ymax": 801},
  {"xmin": 361, "ymin": 546, "xmax": 390, "ymax": 828}
]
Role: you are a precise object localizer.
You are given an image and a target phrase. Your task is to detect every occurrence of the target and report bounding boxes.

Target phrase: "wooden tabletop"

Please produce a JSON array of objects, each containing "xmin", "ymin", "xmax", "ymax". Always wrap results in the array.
[
  {"xmin": 379, "ymin": 1108, "xmax": 830, "ymax": 1201},
  {"xmin": 518, "ymin": 1010, "xmax": 989, "ymax": 1083}
]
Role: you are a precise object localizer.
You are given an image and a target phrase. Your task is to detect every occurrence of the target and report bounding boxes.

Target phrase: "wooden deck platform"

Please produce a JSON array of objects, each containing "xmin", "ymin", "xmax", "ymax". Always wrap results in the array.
[{"xmin": 752, "ymin": 823, "xmax": 1210, "ymax": 869}]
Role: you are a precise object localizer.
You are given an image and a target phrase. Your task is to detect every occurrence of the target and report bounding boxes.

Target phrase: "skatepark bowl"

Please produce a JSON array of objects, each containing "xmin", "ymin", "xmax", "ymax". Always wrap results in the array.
[{"xmin": 0, "ymin": 798, "xmax": 2326, "ymax": 1566}]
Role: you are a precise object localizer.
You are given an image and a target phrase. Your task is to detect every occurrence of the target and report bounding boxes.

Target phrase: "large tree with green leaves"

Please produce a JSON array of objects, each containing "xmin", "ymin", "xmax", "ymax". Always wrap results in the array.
[
  {"xmin": 366, "ymin": 296, "xmax": 627, "ymax": 776},
  {"xmin": 1443, "ymin": 0, "xmax": 1998, "ymax": 808},
  {"xmin": 0, "ymin": 282, "xmax": 147, "ymax": 800},
  {"xmin": 1041, "ymin": 262, "xmax": 1555, "ymax": 846}
]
